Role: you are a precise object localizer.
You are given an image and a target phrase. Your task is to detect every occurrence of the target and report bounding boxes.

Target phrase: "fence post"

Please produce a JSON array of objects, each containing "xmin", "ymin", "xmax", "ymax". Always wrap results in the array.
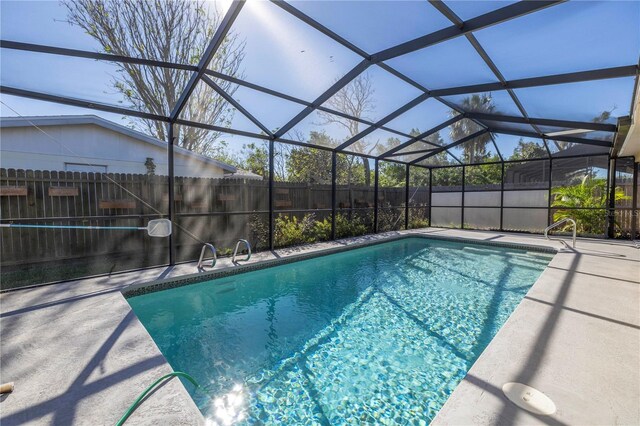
[
  {"xmin": 461, "ymin": 165, "xmax": 465, "ymax": 230},
  {"xmin": 548, "ymin": 158, "xmax": 553, "ymax": 227},
  {"xmin": 374, "ymin": 159, "xmax": 379, "ymax": 233},
  {"xmin": 500, "ymin": 162, "xmax": 505, "ymax": 231},
  {"xmin": 404, "ymin": 164, "xmax": 409, "ymax": 230},
  {"xmin": 331, "ymin": 152, "xmax": 337, "ymax": 240},
  {"xmin": 633, "ymin": 161, "xmax": 639, "ymax": 240},
  {"xmin": 428, "ymin": 168, "xmax": 432, "ymax": 227},
  {"xmin": 167, "ymin": 123, "xmax": 176, "ymax": 264},
  {"xmin": 243, "ymin": 179, "xmax": 249, "ymax": 213},
  {"xmin": 269, "ymin": 139, "xmax": 275, "ymax": 250},
  {"xmin": 607, "ymin": 157, "xmax": 616, "ymax": 238}
]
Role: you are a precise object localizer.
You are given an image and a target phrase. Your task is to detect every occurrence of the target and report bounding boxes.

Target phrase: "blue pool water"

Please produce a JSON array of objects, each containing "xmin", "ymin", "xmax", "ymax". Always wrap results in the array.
[{"xmin": 128, "ymin": 238, "xmax": 553, "ymax": 424}]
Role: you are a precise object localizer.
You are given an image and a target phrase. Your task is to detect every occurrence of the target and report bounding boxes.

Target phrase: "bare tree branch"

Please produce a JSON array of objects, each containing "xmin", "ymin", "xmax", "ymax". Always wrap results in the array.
[
  {"xmin": 63, "ymin": 0, "xmax": 245, "ymax": 157},
  {"xmin": 317, "ymin": 73, "xmax": 376, "ymax": 184}
]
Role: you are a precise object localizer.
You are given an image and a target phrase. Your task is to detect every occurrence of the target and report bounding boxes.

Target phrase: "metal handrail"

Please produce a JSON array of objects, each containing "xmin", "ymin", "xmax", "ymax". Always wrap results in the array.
[
  {"xmin": 544, "ymin": 218, "xmax": 576, "ymax": 248},
  {"xmin": 232, "ymin": 239, "xmax": 251, "ymax": 263},
  {"xmin": 197, "ymin": 243, "xmax": 217, "ymax": 269}
]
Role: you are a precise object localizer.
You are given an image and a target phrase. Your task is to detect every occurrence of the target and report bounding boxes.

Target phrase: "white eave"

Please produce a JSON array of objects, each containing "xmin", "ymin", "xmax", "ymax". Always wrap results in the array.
[{"xmin": 618, "ymin": 78, "xmax": 640, "ymax": 160}]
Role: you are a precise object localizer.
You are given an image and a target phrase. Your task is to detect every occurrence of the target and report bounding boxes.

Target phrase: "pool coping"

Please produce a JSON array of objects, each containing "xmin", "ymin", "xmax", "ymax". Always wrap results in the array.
[{"xmin": 122, "ymin": 233, "xmax": 557, "ymax": 298}]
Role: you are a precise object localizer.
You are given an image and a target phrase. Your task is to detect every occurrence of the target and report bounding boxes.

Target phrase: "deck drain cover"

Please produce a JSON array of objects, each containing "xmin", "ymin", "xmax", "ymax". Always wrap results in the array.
[{"xmin": 502, "ymin": 382, "xmax": 556, "ymax": 416}]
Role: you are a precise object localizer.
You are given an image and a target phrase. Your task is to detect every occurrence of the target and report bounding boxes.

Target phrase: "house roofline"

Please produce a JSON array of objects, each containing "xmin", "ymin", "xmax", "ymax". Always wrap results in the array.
[{"xmin": 0, "ymin": 115, "xmax": 238, "ymax": 173}]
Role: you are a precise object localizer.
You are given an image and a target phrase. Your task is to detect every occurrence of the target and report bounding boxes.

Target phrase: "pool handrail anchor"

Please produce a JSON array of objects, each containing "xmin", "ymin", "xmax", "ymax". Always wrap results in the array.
[
  {"xmin": 232, "ymin": 239, "xmax": 251, "ymax": 263},
  {"xmin": 197, "ymin": 243, "xmax": 217, "ymax": 269},
  {"xmin": 544, "ymin": 218, "xmax": 576, "ymax": 248}
]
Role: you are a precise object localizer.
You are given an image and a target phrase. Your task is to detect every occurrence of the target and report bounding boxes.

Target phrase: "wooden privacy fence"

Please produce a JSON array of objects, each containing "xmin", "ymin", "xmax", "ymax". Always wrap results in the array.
[
  {"xmin": 0, "ymin": 169, "xmax": 168, "ymax": 266},
  {"xmin": 0, "ymin": 169, "xmax": 412, "ymax": 266},
  {"xmin": 5, "ymin": 167, "xmax": 631, "ymax": 268}
]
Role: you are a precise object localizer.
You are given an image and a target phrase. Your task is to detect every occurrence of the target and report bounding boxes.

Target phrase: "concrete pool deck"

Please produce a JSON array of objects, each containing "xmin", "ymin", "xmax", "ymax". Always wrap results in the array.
[{"xmin": 0, "ymin": 229, "xmax": 638, "ymax": 425}]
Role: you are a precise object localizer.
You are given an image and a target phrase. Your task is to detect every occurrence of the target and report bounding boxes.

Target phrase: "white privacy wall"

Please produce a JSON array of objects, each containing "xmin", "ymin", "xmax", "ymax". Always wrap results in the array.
[
  {"xmin": 503, "ymin": 189, "xmax": 549, "ymax": 231},
  {"xmin": 429, "ymin": 189, "xmax": 549, "ymax": 231},
  {"xmin": 431, "ymin": 192, "xmax": 463, "ymax": 228}
]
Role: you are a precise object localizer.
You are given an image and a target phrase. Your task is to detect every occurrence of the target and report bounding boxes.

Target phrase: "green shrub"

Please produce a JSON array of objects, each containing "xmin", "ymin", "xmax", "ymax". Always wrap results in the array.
[
  {"xmin": 378, "ymin": 207, "xmax": 404, "ymax": 232},
  {"xmin": 252, "ymin": 211, "xmax": 372, "ymax": 249},
  {"xmin": 310, "ymin": 213, "xmax": 370, "ymax": 240},
  {"xmin": 552, "ymin": 177, "xmax": 629, "ymax": 236},
  {"xmin": 335, "ymin": 213, "xmax": 369, "ymax": 238},
  {"xmin": 275, "ymin": 215, "xmax": 308, "ymax": 247},
  {"xmin": 408, "ymin": 207, "xmax": 430, "ymax": 229},
  {"xmin": 248, "ymin": 213, "xmax": 269, "ymax": 251},
  {"xmin": 312, "ymin": 217, "xmax": 332, "ymax": 241},
  {"xmin": 217, "ymin": 247, "xmax": 233, "ymax": 257}
]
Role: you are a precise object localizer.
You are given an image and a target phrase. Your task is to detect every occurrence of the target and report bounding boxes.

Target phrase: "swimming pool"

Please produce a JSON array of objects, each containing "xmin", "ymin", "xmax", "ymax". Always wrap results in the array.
[{"xmin": 127, "ymin": 237, "xmax": 553, "ymax": 424}]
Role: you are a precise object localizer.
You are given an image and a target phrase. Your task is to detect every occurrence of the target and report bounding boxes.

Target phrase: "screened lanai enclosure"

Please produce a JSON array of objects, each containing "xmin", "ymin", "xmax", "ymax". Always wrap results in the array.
[{"xmin": 1, "ymin": 0, "xmax": 639, "ymax": 289}]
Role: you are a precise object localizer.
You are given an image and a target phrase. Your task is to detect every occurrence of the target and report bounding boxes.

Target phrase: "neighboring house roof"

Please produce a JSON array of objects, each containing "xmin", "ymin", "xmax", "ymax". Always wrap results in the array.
[
  {"xmin": 0, "ymin": 115, "xmax": 237, "ymax": 174},
  {"xmin": 230, "ymin": 169, "xmax": 263, "ymax": 180}
]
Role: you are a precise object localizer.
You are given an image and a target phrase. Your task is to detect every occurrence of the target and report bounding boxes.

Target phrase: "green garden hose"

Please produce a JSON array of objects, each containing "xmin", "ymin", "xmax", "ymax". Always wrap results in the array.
[{"xmin": 116, "ymin": 372, "xmax": 200, "ymax": 426}]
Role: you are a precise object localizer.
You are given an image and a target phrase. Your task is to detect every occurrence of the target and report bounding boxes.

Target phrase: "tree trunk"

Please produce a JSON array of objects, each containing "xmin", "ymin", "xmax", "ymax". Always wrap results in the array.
[{"xmin": 363, "ymin": 158, "xmax": 371, "ymax": 187}]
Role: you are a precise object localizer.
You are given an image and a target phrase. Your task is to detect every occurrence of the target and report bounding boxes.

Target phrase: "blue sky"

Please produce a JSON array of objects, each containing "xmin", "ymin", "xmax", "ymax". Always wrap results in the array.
[{"xmin": 1, "ymin": 0, "xmax": 639, "ymax": 158}]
